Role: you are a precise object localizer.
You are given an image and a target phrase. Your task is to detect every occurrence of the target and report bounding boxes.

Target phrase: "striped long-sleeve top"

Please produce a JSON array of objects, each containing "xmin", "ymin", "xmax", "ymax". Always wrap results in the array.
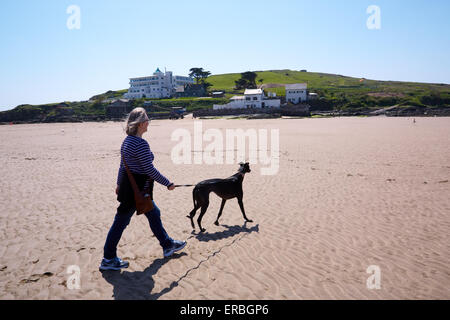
[{"xmin": 117, "ymin": 135, "xmax": 171, "ymax": 189}]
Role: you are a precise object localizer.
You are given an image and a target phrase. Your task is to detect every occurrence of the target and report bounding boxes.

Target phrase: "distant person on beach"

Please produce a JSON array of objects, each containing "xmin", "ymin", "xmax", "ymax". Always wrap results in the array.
[{"xmin": 100, "ymin": 107, "xmax": 186, "ymax": 271}]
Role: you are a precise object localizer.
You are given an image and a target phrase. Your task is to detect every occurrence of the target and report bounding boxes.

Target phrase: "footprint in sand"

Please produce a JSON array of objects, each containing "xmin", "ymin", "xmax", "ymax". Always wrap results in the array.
[
  {"xmin": 386, "ymin": 178, "xmax": 396, "ymax": 182},
  {"xmin": 348, "ymin": 173, "xmax": 364, "ymax": 177},
  {"xmin": 20, "ymin": 272, "xmax": 54, "ymax": 284},
  {"xmin": 438, "ymin": 180, "xmax": 448, "ymax": 183}
]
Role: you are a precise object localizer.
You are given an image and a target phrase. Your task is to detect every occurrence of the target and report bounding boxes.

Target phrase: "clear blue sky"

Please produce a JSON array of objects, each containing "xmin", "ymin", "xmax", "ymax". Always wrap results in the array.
[{"xmin": 0, "ymin": 0, "xmax": 449, "ymax": 111}]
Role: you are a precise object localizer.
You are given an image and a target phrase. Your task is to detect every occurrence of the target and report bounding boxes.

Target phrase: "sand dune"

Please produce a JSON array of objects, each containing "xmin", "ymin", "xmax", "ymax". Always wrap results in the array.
[{"xmin": 0, "ymin": 117, "xmax": 449, "ymax": 299}]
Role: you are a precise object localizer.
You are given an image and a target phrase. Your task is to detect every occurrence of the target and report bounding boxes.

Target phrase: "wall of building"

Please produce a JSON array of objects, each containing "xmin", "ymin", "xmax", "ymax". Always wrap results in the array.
[
  {"xmin": 214, "ymin": 98, "xmax": 281, "ymax": 110},
  {"xmin": 263, "ymin": 99, "xmax": 282, "ymax": 108},
  {"xmin": 286, "ymin": 89, "xmax": 307, "ymax": 104}
]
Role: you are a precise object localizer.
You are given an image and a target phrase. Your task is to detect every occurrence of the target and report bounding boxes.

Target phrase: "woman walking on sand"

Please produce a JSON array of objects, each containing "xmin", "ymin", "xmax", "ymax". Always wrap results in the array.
[{"xmin": 100, "ymin": 107, "xmax": 186, "ymax": 271}]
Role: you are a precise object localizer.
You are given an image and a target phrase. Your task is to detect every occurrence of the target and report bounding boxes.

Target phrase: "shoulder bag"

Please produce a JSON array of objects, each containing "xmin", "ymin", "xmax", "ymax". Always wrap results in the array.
[{"xmin": 122, "ymin": 155, "xmax": 154, "ymax": 215}]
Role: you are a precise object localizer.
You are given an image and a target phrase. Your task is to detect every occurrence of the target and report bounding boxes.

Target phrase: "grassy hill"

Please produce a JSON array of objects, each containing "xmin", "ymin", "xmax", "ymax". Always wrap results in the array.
[
  {"xmin": 207, "ymin": 69, "xmax": 450, "ymax": 111},
  {"xmin": 89, "ymin": 89, "xmax": 129, "ymax": 102}
]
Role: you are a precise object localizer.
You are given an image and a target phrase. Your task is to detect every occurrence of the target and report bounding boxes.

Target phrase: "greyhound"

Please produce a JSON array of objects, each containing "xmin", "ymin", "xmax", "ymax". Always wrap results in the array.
[{"xmin": 187, "ymin": 162, "xmax": 253, "ymax": 232}]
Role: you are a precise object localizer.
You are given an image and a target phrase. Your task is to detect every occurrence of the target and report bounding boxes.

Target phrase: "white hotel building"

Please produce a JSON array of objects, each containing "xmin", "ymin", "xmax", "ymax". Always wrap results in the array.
[{"xmin": 124, "ymin": 68, "xmax": 194, "ymax": 99}]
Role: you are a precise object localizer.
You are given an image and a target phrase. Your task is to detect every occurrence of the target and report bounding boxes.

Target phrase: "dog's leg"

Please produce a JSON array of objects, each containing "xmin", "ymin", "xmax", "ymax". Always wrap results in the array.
[
  {"xmin": 187, "ymin": 206, "xmax": 199, "ymax": 230},
  {"xmin": 197, "ymin": 202, "xmax": 209, "ymax": 233},
  {"xmin": 214, "ymin": 199, "xmax": 226, "ymax": 226},
  {"xmin": 187, "ymin": 188, "xmax": 201, "ymax": 230},
  {"xmin": 237, "ymin": 197, "xmax": 253, "ymax": 223}
]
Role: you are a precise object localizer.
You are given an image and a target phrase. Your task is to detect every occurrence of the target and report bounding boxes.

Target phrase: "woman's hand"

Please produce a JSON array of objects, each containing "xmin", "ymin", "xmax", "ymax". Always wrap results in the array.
[{"xmin": 167, "ymin": 183, "xmax": 175, "ymax": 191}]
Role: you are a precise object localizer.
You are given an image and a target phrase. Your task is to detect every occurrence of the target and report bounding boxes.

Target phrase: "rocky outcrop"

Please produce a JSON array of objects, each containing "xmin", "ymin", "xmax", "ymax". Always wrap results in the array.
[{"xmin": 193, "ymin": 105, "xmax": 310, "ymax": 118}]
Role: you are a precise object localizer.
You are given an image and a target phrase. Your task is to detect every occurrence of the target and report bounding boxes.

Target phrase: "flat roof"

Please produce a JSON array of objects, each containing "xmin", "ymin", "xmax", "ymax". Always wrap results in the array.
[
  {"xmin": 285, "ymin": 83, "xmax": 307, "ymax": 90},
  {"xmin": 244, "ymin": 89, "xmax": 263, "ymax": 95}
]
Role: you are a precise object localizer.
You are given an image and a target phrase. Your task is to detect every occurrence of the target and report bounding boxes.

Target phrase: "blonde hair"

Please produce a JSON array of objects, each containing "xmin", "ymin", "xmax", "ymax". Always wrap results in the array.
[{"xmin": 124, "ymin": 107, "xmax": 149, "ymax": 136}]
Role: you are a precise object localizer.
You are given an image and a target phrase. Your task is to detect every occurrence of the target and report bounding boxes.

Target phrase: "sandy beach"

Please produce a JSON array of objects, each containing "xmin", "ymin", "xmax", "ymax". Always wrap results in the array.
[{"xmin": 0, "ymin": 116, "xmax": 449, "ymax": 300}]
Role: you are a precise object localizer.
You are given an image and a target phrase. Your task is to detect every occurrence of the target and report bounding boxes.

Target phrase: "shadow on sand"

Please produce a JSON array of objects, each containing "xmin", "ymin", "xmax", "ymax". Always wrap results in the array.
[
  {"xmin": 193, "ymin": 222, "xmax": 259, "ymax": 242},
  {"xmin": 101, "ymin": 252, "xmax": 187, "ymax": 300},
  {"xmin": 101, "ymin": 223, "xmax": 259, "ymax": 300}
]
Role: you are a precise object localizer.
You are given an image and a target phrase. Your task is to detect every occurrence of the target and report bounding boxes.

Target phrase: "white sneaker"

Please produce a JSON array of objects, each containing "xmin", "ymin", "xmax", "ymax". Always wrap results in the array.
[{"xmin": 163, "ymin": 240, "xmax": 187, "ymax": 257}]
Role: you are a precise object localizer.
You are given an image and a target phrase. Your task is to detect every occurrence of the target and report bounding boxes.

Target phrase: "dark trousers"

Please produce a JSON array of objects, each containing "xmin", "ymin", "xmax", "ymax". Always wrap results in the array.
[{"xmin": 103, "ymin": 201, "xmax": 173, "ymax": 259}]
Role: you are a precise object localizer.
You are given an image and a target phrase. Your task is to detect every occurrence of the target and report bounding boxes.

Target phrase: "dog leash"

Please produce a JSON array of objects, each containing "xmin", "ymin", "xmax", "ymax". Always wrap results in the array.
[{"xmin": 174, "ymin": 184, "xmax": 195, "ymax": 187}]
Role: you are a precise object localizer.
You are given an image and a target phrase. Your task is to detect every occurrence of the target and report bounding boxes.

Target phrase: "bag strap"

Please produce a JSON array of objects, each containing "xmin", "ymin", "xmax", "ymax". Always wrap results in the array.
[{"xmin": 121, "ymin": 152, "xmax": 143, "ymax": 195}]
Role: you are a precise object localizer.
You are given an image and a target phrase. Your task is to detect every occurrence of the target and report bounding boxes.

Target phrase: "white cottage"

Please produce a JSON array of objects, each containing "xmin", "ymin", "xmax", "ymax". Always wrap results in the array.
[
  {"xmin": 285, "ymin": 83, "xmax": 307, "ymax": 104},
  {"xmin": 243, "ymin": 89, "xmax": 264, "ymax": 108}
]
